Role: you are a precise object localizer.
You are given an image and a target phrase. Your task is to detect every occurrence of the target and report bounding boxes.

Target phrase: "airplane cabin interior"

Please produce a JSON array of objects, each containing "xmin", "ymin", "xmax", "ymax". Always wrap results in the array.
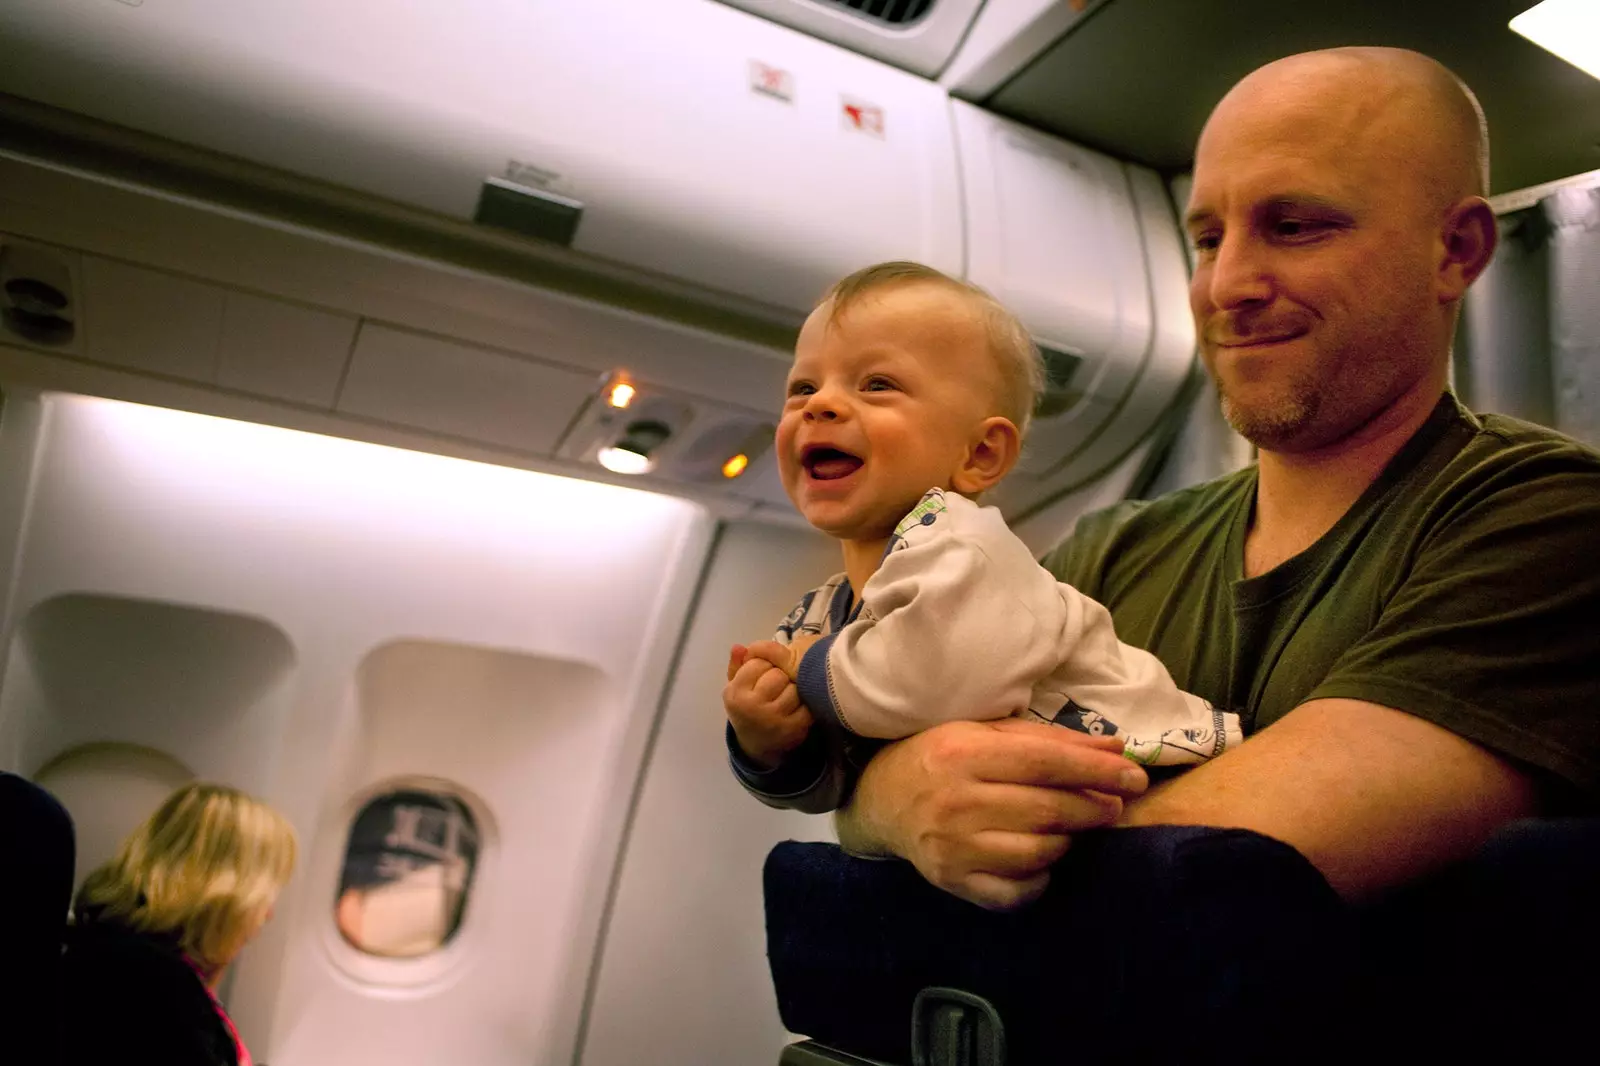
[{"xmin": 1, "ymin": 1, "xmax": 1597, "ymax": 1064}]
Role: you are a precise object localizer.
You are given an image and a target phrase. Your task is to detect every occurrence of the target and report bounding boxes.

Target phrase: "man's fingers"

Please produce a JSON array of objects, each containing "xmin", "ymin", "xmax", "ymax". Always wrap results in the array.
[
  {"xmin": 972, "ymin": 782, "xmax": 1124, "ymax": 835},
  {"xmin": 964, "ymin": 828, "xmax": 1072, "ymax": 876},
  {"xmin": 956, "ymin": 721, "xmax": 1148, "ymax": 796},
  {"xmin": 957, "ymin": 870, "xmax": 1052, "ymax": 912}
]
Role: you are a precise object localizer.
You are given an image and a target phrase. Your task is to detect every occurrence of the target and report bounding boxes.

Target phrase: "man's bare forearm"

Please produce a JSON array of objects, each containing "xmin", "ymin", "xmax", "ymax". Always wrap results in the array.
[{"xmin": 1118, "ymin": 698, "xmax": 1539, "ymax": 899}]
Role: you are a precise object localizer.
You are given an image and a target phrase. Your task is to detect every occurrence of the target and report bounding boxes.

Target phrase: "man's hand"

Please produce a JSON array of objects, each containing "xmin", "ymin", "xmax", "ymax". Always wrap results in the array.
[
  {"xmin": 836, "ymin": 718, "xmax": 1148, "ymax": 910},
  {"xmin": 724, "ymin": 642, "xmax": 814, "ymax": 770}
]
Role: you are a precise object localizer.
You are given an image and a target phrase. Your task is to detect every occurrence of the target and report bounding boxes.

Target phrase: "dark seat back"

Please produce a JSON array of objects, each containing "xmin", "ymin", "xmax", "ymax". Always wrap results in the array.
[
  {"xmin": 767, "ymin": 819, "xmax": 1600, "ymax": 1065},
  {"xmin": 0, "ymin": 772, "xmax": 76, "ymax": 1066},
  {"xmin": 765, "ymin": 827, "xmax": 1353, "ymax": 1066}
]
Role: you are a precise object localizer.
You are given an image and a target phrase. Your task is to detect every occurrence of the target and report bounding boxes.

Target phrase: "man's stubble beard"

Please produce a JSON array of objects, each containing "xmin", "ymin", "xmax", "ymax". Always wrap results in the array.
[{"xmin": 1217, "ymin": 374, "xmax": 1323, "ymax": 451}]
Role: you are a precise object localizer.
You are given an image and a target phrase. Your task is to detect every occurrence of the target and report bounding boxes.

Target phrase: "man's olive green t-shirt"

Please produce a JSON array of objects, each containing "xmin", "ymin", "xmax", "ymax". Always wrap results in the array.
[{"xmin": 1040, "ymin": 394, "xmax": 1600, "ymax": 796}]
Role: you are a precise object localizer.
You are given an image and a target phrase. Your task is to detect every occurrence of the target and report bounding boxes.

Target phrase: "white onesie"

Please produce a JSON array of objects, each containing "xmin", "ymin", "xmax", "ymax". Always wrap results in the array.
[{"xmin": 780, "ymin": 488, "xmax": 1242, "ymax": 766}]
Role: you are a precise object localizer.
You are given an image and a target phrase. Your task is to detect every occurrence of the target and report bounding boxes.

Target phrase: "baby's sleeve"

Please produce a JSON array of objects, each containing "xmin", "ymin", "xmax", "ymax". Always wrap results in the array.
[{"xmin": 726, "ymin": 577, "xmax": 861, "ymax": 814}]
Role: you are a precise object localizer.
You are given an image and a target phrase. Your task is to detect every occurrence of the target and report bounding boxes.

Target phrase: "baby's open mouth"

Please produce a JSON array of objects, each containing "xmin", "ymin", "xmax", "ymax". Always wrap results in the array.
[{"xmin": 803, "ymin": 446, "xmax": 863, "ymax": 481}]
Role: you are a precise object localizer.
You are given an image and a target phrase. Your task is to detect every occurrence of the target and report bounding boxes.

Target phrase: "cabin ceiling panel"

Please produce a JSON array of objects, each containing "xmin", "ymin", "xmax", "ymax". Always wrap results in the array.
[{"xmin": 985, "ymin": 0, "xmax": 1600, "ymax": 194}]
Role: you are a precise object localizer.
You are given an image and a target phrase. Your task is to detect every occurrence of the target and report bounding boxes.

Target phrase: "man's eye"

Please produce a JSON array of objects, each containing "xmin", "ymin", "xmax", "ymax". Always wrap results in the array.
[
  {"xmin": 1274, "ymin": 218, "xmax": 1327, "ymax": 239},
  {"xmin": 1191, "ymin": 232, "xmax": 1221, "ymax": 253}
]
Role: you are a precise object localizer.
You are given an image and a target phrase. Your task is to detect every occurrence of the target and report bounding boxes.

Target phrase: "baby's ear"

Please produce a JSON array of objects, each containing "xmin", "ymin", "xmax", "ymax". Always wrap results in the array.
[{"xmin": 951, "ymin": 416, "xmax": 1021, "ymax": 496}]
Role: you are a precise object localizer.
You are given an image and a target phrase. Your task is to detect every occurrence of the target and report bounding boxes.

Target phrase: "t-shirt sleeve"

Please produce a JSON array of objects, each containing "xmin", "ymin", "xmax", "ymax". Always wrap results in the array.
[{"xmin": 1308, "ymin": 451, "xmax": 1600, "ymax": 795}]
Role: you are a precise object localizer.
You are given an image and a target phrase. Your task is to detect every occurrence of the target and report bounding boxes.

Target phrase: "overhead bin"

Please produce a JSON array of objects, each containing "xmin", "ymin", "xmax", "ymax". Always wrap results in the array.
[
  {"xmin": 952, "ymin": 101, "xmax": 1195, "ymax": 514},
  {"xmin": 0, "ymin": 1, "xmax": 1194, "ymax": 523},
  {"xmin": 0, "ymin": 0, "xmax": 963, "ymax": 317}
]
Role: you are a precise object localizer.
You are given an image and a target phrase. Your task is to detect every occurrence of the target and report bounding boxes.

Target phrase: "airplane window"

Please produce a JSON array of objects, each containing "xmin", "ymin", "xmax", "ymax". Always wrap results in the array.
[{"xmin": 335, "ymin": 786, "xmax": 481, "ymax": 958}]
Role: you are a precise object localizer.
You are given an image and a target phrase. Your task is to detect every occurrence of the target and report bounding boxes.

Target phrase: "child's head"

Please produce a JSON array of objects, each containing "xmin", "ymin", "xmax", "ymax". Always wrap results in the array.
[{"xmin": 777, "ymin": 261, "xmax": 1044, "ymax": 543}]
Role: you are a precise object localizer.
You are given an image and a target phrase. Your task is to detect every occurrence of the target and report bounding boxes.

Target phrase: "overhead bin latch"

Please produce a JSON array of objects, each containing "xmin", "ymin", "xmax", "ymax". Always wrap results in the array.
[{"xmin": 474, "ymin": 177, "xmax": 584, "ymax": 247}]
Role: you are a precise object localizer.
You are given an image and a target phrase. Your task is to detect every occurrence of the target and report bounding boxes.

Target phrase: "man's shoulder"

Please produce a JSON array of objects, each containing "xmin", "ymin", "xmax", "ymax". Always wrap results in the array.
[
  {"xmin": 1470, "ymin": 410, "xmax": 1600, "ymax": 467},
  {"xmin": 1081, "ymin": 466, "xmax": 1256, "ymax": 545},
  {"xmin": 1042, "ymin": 466, "xmax": 1256, "ymax": 592},
  {"xmin": 1428, "ymin": 406, "xmax": 1600, "ymax": 509}
]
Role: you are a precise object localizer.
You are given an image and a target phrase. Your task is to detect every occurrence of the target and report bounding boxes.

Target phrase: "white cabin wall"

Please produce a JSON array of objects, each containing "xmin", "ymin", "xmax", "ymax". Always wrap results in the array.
[
  {"xmin": 1009, "ymin": 438, "xmax": 1156, "ymax": 557},
  {"xmin": 579, "ymin": 518, "xmax": 840, "ymax": 1066},
  {"xmin": 0, "ymin": 393, "xmax": 718, "ymax": 1066}
]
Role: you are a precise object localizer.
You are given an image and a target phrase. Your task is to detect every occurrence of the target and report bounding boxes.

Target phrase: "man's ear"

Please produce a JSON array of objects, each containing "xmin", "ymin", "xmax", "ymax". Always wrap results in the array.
[
  {"xmin": 951, "ymin": 416, "xmax": 1021, "ymax": 496},
  {"xmin": 1438, "ymin": 196, "xmax": 1498, "ymax": 303}
]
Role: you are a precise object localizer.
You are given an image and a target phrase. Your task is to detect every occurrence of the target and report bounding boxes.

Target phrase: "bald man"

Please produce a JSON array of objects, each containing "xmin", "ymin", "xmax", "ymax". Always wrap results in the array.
[{"xmin": 822, "ymin": 48, "xmax": 1600, "ymax": 909}]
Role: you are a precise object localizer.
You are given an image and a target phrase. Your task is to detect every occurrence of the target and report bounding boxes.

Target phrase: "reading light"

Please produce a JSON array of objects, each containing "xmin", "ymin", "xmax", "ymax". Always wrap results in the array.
[
  {"xmin": 597, "ymin": 419, "xmax": 671, "ymax": 475},
  {"xmin": 597, "ymin": 446, "xmax": 653, "ymax": 475},
  {"xmin": 607, "ymin": 380, "xmax": 636, "ymax": 409},
  {"xmin": 721, "ymin": 453, "xmax": 750, "ymax": 479},
  {"xmin": 1511, "ymin": 1, "xmax": 1600, "ymax": 82}
]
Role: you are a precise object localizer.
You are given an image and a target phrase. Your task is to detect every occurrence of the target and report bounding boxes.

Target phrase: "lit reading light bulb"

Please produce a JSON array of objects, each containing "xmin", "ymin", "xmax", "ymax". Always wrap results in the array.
[
  {"xmin": 597, "ymin": 446, "xmax": 653, "ymax": 475},
  {"xmin": 607, "ymin": 381, "xmax": 636, "ymax": 409},
  {"xmin": 596, "ymin": 419, "xmax": 670, "ymax": 476},
  {"xmin": 721, "ymin": 453, "xmax": 749, "ymax": 479}
]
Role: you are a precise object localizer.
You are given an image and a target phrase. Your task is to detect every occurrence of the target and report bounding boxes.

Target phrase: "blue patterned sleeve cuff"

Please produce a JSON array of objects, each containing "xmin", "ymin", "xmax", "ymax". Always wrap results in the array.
[{"xmin": 795, "ymin": 631, "xmax": 844, "ymax": 731}]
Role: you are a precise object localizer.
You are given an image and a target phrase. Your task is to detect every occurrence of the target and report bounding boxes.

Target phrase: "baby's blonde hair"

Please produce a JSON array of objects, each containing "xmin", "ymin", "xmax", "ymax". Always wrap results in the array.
[
  {"xmin": 74, "ymin": 781, "xmax": 298, "ymax": 974},
  {"xmin": 819, "ymin": 261, "xmax": 1045, "ymax": 438}
]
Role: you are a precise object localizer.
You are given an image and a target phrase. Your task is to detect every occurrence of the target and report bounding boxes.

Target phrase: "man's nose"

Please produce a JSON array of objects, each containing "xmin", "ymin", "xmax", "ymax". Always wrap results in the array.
[{"xmin": 1204, "ymin": 234, "xmax": 1274, "ymax": 311}]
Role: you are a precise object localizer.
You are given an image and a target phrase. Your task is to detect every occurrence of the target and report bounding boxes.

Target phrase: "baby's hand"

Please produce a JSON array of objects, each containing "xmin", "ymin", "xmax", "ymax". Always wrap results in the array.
[{"xmin": 724, "ymin": 642, "xmax": 813, "ymax": 770}]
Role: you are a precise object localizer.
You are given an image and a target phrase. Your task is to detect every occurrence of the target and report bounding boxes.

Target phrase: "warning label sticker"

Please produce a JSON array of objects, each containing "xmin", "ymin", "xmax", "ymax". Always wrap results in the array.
[
  {"xmin": 841, "ymin": 97, "xmax": 885, "ymax": 138},
  {"xmin": 750, "ymin": 60, "xmax": 795, "ymax": 103}
]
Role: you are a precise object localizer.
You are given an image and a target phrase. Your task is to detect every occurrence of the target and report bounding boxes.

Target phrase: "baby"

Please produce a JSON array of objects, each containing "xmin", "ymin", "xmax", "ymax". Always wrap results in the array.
[{"xmin": 724, "ymin": 261, "xmax": 1240, "ymax": 814}]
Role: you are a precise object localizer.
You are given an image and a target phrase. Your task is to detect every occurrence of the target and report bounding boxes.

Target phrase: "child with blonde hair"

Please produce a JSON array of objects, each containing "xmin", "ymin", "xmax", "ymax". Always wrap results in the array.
[{"xmin": 725, "ymin": 261, "xmax": 1241, "ymax": 813}]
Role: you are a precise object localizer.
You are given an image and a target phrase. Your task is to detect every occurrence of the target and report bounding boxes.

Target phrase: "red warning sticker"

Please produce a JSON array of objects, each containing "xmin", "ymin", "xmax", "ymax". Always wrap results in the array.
[
  {"xmin": 750, "ymin": 60, "xmax": 795, "ymax": 103},
  {"xmin": 841, "ymin": 97, "xmax": 885, "ymax": 138}
]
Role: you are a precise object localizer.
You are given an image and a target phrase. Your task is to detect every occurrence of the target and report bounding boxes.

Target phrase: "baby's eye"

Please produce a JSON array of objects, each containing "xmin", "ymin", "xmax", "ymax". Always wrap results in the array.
[
  {"xmin": 863, "ymin": 377, "xmax": 897, "ymax": 392},
  {"xmin": 787, "ymin": 381, "xmax": 815, "ymax": 398}
]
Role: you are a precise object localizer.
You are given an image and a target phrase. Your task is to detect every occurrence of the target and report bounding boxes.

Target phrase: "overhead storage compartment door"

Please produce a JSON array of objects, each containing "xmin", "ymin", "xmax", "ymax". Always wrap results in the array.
[
  {"xmin": 952, "ymin": 101, "xmax": 1195, "ymax": 510},
  {"xmin": 953, "ymin": 100, "xmax": 1154, "ymax": 413},
  {"xmin": 0, "ymin": 0, "xmax": 962, "ymax": 317}
]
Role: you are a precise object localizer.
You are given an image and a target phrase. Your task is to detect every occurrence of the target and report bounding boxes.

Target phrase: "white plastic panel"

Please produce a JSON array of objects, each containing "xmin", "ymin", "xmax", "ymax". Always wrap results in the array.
[
  {"xmin": 337, "ymin": 323, "xmax": 596, "ymax": 453},
  {"xmin": 32, "ymin": 743, "xmax": 195, "ymax": 890},
  {"xmin": 580, "ymin": 519, "xmax": 839, "ymax": 1066},
  {"xmin": 82, "ymin": 256, "xmax": 225, "ymax": 382},
  {"xmin": 4, "ymin": 594, "xmax": 297, "ymax": 795},
  {"xmin": 217, "ymin": 293, "xmax": 356, "ymax": 408},
  {"xmin": 0, "ymin": 0, "xmax": 963, "ymax": 315},
  {"xmin": 288, "ymin": 640, "xmax": 610, "ymax": 1066},
  {"xmin": 953, "ymin": 99, "xmax": 1154, "ymax": 405},
  {"xmin": 0, "ymin": 393, "xmax": 714, "ymax": 1066}
]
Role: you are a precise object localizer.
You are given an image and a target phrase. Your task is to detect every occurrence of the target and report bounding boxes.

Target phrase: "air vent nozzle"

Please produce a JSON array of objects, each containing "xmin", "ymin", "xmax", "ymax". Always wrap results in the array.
[{"xmin": 817, "ymin": 0, "xmax": 936, "ymax": 28}]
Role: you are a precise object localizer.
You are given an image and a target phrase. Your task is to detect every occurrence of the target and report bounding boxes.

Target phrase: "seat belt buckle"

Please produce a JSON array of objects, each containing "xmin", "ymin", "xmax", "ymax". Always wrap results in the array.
[{"xmin": 911, "ymin": 987, "xmax": 1007, "ymax": 1066}]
